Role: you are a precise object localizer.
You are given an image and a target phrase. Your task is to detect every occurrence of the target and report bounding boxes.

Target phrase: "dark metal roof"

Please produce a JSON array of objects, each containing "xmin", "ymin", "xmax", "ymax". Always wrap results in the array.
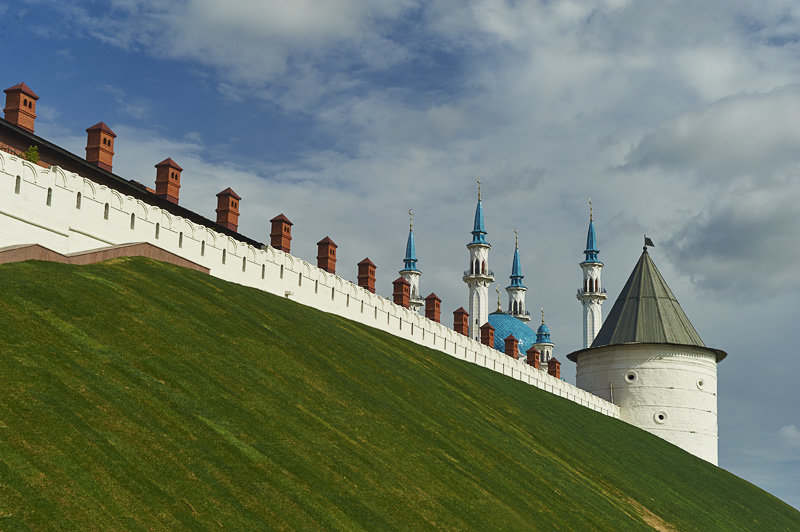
[{"xmin": 567, "ymin": 249, "xmax": 726, "ymax": 362}]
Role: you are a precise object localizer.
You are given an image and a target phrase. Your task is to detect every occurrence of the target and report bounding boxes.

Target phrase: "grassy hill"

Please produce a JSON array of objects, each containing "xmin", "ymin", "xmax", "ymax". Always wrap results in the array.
[{"xmin": 0, "ymin": 257, "xmax": 797, "ymax": 530}]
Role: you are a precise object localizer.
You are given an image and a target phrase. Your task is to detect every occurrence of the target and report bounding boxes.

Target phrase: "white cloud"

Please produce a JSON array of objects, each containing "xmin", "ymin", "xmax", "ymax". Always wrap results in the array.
[{"xmin": 779, "ymin": 425, "xmax": 800, "ymax": 449}]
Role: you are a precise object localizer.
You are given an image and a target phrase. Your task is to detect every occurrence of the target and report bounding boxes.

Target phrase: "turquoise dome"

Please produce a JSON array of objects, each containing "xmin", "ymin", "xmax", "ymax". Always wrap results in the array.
[
  {"xmin": 536, "ymin": 322, "xmax": 552, "ymax": 344},
  {"xmin": 487, "ymin": 311, "xmax": 537, "ymax": 356}
]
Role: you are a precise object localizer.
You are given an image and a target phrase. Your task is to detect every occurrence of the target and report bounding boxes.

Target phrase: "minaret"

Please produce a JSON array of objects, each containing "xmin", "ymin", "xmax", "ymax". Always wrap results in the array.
[
  {"xmin": 533, "ymin": 308, "xmax": 555, "ymax": 367},
  {"xmin": 399, "ymin": 209, "xmax": 424, "ymax": 313},
  {"xmin": 463, "ymin": 179, "xmax": 494, "ymax": 340},
  {"xmin": 576, "ymin": 199, "xmax": 607, "ymax": 349},
  {"xmin": 506, "ymin": 229, "xmax": 531, "ymax": 321}
]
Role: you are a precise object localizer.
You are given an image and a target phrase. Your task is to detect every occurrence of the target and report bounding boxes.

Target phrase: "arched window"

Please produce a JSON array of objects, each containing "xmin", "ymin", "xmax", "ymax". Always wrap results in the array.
[
  {"xmin": 481, "ymin": 261, "xmax": 487, "ymax": 274},
  {"xmin": 76, "ymin": 192, "xmax": 82, "ymax": 209},
  {"xmin": 201, "ymin": 241, "xmax": 205, "ymax": 256},
  {"xmin": 155, "ymin": 223, "xmax": 160, "ymax": 239},
  {"xmin": 298, "ymin": 273, "xmax": 302, "ymax": 286},
  {"xmin": 222, "ymin": 249, "xmax": 226, "ymax": 264},
  {"xmin": 280, "ymin": 265, "xmax": 284, "ymax": 278},
  {"xmin": 331, "ymin": 287, "xmax": 335, "ymax": 300},
  {"xmin": 46, "ymin": 188, "xmax": 52, "ymax": 206},
  {"xmin": 178, "ymin": 232, "xmax": 183, "ymax": 248},
  {"xmin": 15, "ymin": 176, "xmax": 21, "ymax": 194},
  {"xmin": 130, "ymin": 213, "xmax": 135, "ymax": 229},
  {"xmin": 242, "ymin": 256, "xmax": 246, "ymax": 272},
  {"xmin": 261, "ymin": 264, "xmax": 265, "ymax": 279},
  {"xmin": 104, "ymin": 203, "xmax": 109, "ymax": 220},
  {"xmin": 314, "ymin": 280, "xmax": 318, "ymax": 293}
]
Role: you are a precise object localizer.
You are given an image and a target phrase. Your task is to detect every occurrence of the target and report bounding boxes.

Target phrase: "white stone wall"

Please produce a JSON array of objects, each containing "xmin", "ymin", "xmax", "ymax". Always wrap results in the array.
[
  {"xmin": 574, "ymin": 343, "xmax": 718, "ymax": 463},
  {"xmin": 0, "ymin": 152, "xmax": 620, "ymax": 419}
]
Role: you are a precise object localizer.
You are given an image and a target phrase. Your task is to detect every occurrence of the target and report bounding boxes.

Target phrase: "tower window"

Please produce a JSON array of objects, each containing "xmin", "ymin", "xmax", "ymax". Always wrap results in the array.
[
  {"xmin": 242, "ymin": 256, "xmax": 246, "ymax": 272},
  {"xmin": 315, "ymin": 280, "xmax": 318, "ymax": 293},
  {"xmin": 155, "ymin": 222, "xmax": 160, "ymax": 239},
  {"xmin": 261, "ymin": 264, "xmax": 265, "ymax": 279},
  {"xmin": 222, "ymin": 249, "xmax": 226, "ymax": 264},
  {"xmin": 104, "ymin": 203, "xmax": 109, "ymax": 220},
  {"xmin": 298, "ymin": 273, "xmax": 302, "ymax": 286},
  {"xmin": 46, "ymin": 188, "xmax": 52, "ymax": 206},
  {"xmin": 130, "ymin": 213, "xmax": 135, "ymax": 229},
  {"xmin": 201, "ymin": 241, "xmax": 205, "ymax": 256},
  {"xmin": 179, "ymin": 232, "xmax": 183, "ymax": 248},
  {"xmin": 14, "ymin": 176, "xmax": 21, "ymax": 194},
  {"xmin": 76, "ymin": 192, "xmax": 82, "ymax": 209},
  {"xmin": 280, "ymin": 265, "xmax": 284, "ymax": 278}
]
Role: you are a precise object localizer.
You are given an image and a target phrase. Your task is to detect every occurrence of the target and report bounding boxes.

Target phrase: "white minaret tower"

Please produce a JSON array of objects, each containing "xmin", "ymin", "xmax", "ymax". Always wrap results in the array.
[
  {"xmin": 576, "ymin": 199, "xmax": 607, "ymax": 349},
  {"xmin": 463, "ymin": 179, "xmax": 494, "ymax": 340},
  {"xmin": 399, "ymin": 209, "xmax": 424, "ymax": 313},
  {"xmin": 506, "ymin": 229, "xmax": 531, "ymax": 321}
]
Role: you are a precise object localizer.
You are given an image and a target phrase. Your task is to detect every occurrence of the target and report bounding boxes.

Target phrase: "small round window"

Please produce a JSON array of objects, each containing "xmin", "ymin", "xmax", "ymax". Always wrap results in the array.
[
  {"xmin": 625, "ymin": 371, "xmax": 638, "ymax": 383},
  {"xmin": 697, "ymin": 379, "xmax": 705, "ymax": 390},
  {"xmin": 654, "ymin": 411, "xmax": 667, "ymax": 424}
]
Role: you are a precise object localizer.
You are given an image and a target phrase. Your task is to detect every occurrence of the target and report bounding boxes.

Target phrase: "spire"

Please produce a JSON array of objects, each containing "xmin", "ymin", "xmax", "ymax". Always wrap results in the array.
[
  {"xmin": 509, "ymin": 228, "xmax": 525, "ymax": 288},
  {"xmin": 401, "ymin": 209, "xmax": 418, "ymax": 272},
  {"xmin": 583, "ymin": 198, "xmax": 601, "ymax": 263},
  {"xmin": 470, "ymin": 178, "xmax": 488, "ymax": 245},
  {"xmin": 496, "ymin": 286, "xmax": 502, "ymax": 312}
]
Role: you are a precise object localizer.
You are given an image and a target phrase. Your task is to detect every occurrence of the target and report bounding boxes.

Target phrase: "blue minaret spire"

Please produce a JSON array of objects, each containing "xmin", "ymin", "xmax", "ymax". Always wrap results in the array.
[
  {"xmin": 401, "ymin": 210, "xmax": 418, "ymax": 272},
  {"xmin": 506, "ymin": 228, "xmax": 530, "ymax": 321},
  {"xmin": 470, "ymin": 181, "xmax": 488, "ymax": 245},
  {"xmin": 399, "ymin": 209, "xmax": 423, "ymax": 312},
  {"xmin": 509, "ymin": 230, "xmax": 525, "ymax": 288},
  {"xmin": 577, "ymin": 198, "xmax": 607, "ymax": 348},
  {"xmin": 583, "ymin": 199, "xmax": 601, "ymax": 264}
]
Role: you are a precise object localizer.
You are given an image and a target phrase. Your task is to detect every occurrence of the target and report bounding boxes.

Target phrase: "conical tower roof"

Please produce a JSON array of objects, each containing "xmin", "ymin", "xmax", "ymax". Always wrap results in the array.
[{"xmin": 568, "ymin": 248, "xmax": 726, "ymax": 361}]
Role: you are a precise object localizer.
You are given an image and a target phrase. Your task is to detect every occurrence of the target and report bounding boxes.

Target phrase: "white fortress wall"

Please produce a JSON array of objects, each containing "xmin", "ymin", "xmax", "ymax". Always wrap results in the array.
[{"xmin": 0, "ymin": 152, "xmax": 620, "ymax": 419}]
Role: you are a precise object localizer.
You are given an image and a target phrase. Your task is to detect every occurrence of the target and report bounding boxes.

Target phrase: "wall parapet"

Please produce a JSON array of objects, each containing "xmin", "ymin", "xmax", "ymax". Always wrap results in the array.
[{"xmin": 0, "ymin": 151, "xmax": 620, "ymax": 419}]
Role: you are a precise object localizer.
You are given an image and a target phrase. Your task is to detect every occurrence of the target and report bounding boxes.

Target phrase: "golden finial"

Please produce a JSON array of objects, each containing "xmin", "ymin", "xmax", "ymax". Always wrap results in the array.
[
  {"xmin": 540, "ymin": 307, "xmax": 545, "ymax": 324},
  {"xmin": 409, "ymin": 208, "xmax": 413, "ymax": 231},
  {"xmin": 496, "ymin": 286, "xmax": 502, "ymax": 311},
  {"xmin": 514, "ymin": 227, "xmax": 518, "ymax": 249},
  {"xmin": 589, "ymin": 197, "xmax": 593, "ymax": 222},
  {"xmin": 477, "ymin": 177, "xmax": 482, "ymax": 201}
]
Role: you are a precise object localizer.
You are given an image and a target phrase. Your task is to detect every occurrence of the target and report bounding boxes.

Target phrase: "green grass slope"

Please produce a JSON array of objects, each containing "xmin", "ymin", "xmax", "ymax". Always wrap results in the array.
[{"xmin": 0, "ymin": 257, "xmax": 797, "ymax": 531}]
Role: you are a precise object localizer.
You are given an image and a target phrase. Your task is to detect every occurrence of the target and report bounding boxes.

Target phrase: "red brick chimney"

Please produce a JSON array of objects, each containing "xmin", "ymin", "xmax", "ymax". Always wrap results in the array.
[
  {"xmin": 453, "ymin": 307, "xmax": 469, "ymax": 336},
  {"xmin": 317, "ymin": 237, "xmax": 337, "ymax": 274},
  {"xmin": 357, "ymin": 258, "xmax": 376, "ymax": 293},
  {"xmin": 480, "ymin": 322, "xmax": 495, "ymax": 347},
  {"xmin": 270, "ymin": 214, "xmax": 293, "ymax": 252},
  {"xmin": 526, "ymin": 345, "xmax": 540, "ymax": 369},
  {"xmin": 547, "ymin": 357, "xmax": 561, "ymax": 379},
  {"xmin": 3, "ymin": 83, "xmax": 38, "ymax": 132},
  {"xmin": 154, "ymin": 157, "xmax": 182, "ymax": 204},
  {"xmin": 392, "ymin": 277, "xmax": 410, "ymax": 308},
  {"xmin": 425, "ymin": 293, "xmax": 441, "ymax": 323},
  {"xmin": 215, "ymin": 188, "xmax": 241, "ymax": 232},
  {"xmin": 504, "ymin": 334, "xmax": 519, "ymax": 359},
  {"xmin": 85, "ymin": 122, "xmax": 116, "ymax": 172}
]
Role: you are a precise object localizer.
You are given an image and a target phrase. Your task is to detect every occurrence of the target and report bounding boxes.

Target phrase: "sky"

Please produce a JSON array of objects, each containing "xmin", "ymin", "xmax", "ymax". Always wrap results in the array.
[{"xmin": 3, "ymin": 0, "xmax": 799, "ymax": 510}]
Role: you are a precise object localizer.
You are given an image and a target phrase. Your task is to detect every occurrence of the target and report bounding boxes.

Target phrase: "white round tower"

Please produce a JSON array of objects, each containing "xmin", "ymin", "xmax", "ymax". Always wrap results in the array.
[
  {"xmin": 576, "ymin": 200, "xmax": 606, "ymax": 349},
  {"xmin": 399, "ymin": 209, "xmax": 423, "ymax": 313},
  {"xmin": 463, "ymin": 180, "xmax": 494, "ymax": 341},
  {"xmin": 506, "ymin": 229, "xmax": 531, "ymax": 321},
  {"xmin": 567, "ymin": 243, "xmax": 727, "ymax": 465}
]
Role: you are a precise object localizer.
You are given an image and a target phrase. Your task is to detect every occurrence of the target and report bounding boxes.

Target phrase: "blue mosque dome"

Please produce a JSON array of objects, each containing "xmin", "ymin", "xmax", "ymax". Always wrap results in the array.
[
  {"xmin": 536, "ymin": 322, "xmax": 552, "ymax": 344},
  {"xmin": 487, "ymin": 310, "xmax": 538, "ymax": 355}
]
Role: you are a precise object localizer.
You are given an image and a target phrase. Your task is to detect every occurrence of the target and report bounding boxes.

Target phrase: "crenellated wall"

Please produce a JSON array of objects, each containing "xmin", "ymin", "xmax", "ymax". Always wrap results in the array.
[{"xmin": 0, "ymin": 151, "xmax": 620, "ymax": 419}]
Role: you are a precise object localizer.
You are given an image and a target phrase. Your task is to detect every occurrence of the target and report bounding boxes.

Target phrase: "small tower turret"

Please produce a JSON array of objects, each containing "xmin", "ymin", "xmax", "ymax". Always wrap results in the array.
[
  {"xmin": 399, "ymin": 209, "xmax": 423, "ymax": 313},
  {"xmin": 576, "ymin": 199, "xmax": 607, "ymax": 348},
  {"xmin": 533, "ymin": 308, "xmax": 555, "ymax": 368},
  {"xmin": 506, "ymin": 229, "xmax": 530, "ymax": 321},
  {"xmin": 463, "ymin": 179, "xmax": 494, "ymax": 340}
]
